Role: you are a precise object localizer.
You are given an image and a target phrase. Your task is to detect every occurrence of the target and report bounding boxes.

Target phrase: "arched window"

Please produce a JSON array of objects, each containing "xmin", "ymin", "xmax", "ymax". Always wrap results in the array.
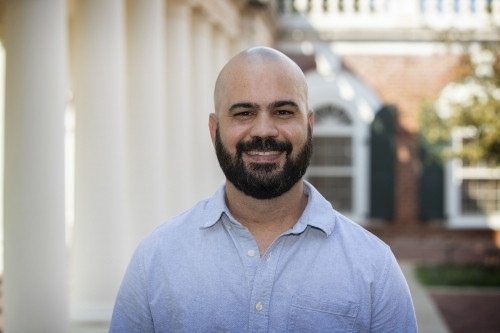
[
  {"xmin": 307, "ymin": 104, "xmax": 354, "ymax": 212},
  {"xmin": 304, "ymin": 55, "xmax": 381, "ymax": 224}
]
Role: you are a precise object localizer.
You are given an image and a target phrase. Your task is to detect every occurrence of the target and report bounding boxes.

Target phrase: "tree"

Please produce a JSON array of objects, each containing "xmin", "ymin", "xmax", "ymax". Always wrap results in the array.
[{"xmin": 421, "ymin": 41, "xmax": 500, "ymax": 167}]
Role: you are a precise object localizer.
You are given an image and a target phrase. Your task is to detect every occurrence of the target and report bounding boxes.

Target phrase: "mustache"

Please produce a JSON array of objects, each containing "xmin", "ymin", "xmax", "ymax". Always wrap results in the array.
[{"xmin": 236, "ymin": 137, "xmax": 293, "ymax": 156}]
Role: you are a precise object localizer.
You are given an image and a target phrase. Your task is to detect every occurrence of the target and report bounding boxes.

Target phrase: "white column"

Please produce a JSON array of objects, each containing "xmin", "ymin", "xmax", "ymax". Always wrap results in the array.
[
  {"xmin": 166, "ymin": 0, "xmax": 194, "ymax": 215},
  {"xmin": 344, "ymin": 0, "xmax": 355, "ymax": 13},
  {"xmin": 236, "ymin": 12, "xmax": 254, "ymax": 52},
  {"xmin": 327, "ymin": 0, "xmax": 340, "ymax": 14},
  {"xmin": 494, "ymin": 0, "xmax": 500, "ymax": 24},
  {"xmin": 3, "ymin": 0, "xmax": 68, "ymax": 331},
  {"xmin": 474, "ymin": 0, "xmax": 491, "ymax": 25},
  {"xmin": 442, "ymin": 0, "xmax": 454, "ymax": 14},
  {"xmin": 70, "ymin": 0, "xmax": 127, "ymax": 324},
  {"xmin": 426, "ymin": 0, "xmax": 439, "ymax": 13},
  {"xmin": 371, "ymin": 0, "xmax": 386, "ymax": 13},
  {"xmin": 213, "ymin": 28, "xmax": 231, "ymax": 81},
  {"xmin": 354, "ymin": 117, "xmax": 370, "ymax": 224},
  {"xmin": 126, "ymin": 0, "xmax": 168, "ymax": 249},
  {"xmin": 311, "ymin": 0, "xmax": 325, "ymax": 14},
  {"xmin": 476, "ymin": 0, "xmax": 488, "ymax": 13},
  {"xmin": 192, "ymin": 12, "xmax": 223, "ymax": 198},
  {"xmin": 209, "ymin": 29, "xmax": 232, "ymax": 185},
  {"xmin": 360, "ymin": 0, "xmax": 372, "ymax": 12},
  {"xmin": 294, "ymin": 0, "xmax": 309, "ymax": 12}
]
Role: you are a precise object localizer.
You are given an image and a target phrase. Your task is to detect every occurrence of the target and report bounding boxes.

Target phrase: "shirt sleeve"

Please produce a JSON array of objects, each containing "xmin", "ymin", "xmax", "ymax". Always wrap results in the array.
[
  {"xmin": 109, "ymin": 244, "xmax": 155, "ymax": 332},
  {"xmin": 370, "ymin": 251, "xmax": 418, "ymax": 332}
]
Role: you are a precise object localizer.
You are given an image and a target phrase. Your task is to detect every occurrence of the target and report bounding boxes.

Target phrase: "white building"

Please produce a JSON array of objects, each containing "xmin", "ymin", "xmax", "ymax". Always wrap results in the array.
[
  {"xmin": 1, "ymin": 1, "xmax": 276, "ymax": 331},
  {"xmin": 1, "ymin": 0, "xmax": 499, "ymax": 331}
]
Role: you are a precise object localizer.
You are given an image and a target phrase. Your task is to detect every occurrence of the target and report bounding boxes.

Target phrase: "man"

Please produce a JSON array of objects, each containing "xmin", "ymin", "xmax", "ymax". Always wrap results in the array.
[{"xmin": 110, "ymin": 47, "xmax": 417, "ymax": 332}]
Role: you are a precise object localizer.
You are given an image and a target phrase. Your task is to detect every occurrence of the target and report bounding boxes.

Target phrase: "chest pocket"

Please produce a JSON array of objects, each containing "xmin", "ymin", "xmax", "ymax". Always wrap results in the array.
[{"xmin": 288, "ymin": 296, "xmax": 359, "ymax": 333}]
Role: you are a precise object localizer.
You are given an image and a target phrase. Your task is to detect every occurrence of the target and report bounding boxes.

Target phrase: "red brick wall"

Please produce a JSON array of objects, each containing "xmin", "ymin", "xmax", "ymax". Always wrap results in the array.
[{"xmin": 342, "ymin": 54, "xmax": 462, "ymax": 224}]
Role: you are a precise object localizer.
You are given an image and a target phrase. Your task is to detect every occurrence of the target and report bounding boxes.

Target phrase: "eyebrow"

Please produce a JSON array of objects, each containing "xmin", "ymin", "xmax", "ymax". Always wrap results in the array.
[
  {"xmin": 269, "ymin": 100, "xmax": 299, "ymax": 109},
  {"xmin": 228, "ymin": 100, "xmax": 299, "ymax": 113},
  {"xmin": 228, "ymin": 102, "xmax": 259, "ymax": 112}
]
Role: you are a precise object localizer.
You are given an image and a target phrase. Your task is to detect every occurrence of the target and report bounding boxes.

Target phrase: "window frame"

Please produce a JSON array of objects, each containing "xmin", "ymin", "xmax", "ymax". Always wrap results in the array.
[
  {"xmin": 306, "ymin": 103, "xmax": 369, "ymax": 223},
  {"xmin": 445, "ymin": 127, "xmax": 500, "ymax": 229}
]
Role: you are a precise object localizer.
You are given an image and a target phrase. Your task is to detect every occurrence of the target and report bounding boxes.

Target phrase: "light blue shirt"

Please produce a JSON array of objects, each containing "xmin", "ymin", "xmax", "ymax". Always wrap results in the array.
[{"xmin": 110, "ymin": 182, "xmax": 417, "ymax": 332}]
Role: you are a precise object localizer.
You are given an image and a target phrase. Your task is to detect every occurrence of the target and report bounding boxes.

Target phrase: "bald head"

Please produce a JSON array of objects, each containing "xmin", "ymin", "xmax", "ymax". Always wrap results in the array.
[{"xmin": 213, "ymin": 47, "xmax": 308, "ymax": 115}]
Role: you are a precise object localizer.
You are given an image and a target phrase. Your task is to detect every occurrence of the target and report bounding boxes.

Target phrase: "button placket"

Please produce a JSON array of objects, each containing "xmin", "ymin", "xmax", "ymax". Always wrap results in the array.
[
  {"xmin": 248, "ymin": 237, "xmax": 285, "ymax": 331},
  {"xmin": 255, "ymin": 302, "xmax": 263, "ymax": 311}
]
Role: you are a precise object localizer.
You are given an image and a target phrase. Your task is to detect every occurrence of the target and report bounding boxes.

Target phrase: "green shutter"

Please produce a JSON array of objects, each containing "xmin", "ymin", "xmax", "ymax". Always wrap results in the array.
[
  {"xmin": 370, "ymin": 104, "xmax": 396, "ymax": 220},
  {"xmin": 419, "ymin": 136, "xmax": 445, "ymax": 220}
]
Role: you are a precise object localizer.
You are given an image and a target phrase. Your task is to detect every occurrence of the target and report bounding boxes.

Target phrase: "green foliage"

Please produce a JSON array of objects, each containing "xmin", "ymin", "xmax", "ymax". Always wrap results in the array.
[
  {"xmin": 418, "ymin": 100, "xmax": 451, "ymax": 165},
  {"xmin": 449, "ymin": 87, "xmax": 500, "ymax": 166},
  {"xmin": 416, "ymin": 263, "xmax": 500, "ymax": 287},
  {"xmin": 419, "ymin": 41, "xmax": 500, "ymax": 167},
  {"xmin": 419, "ymin": 100, "xmax": 450, "ymax": 144}
]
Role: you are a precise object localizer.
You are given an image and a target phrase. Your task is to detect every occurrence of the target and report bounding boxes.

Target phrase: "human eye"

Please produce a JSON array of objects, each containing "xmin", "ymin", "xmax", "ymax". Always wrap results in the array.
[
  {"xmin": 233, "ymin": 110, "xmax": 254, "ymax": 118},
  {"xmin": 229, "ymin": 102, "xmax": 258, "ymax": 119},
  {"xmin": 271, "ymin": 100, "xmax": 299, "ymax": 117},
  {"xmin": 275, "ymin": 109, "xmax": 295, "ymax": 118}
]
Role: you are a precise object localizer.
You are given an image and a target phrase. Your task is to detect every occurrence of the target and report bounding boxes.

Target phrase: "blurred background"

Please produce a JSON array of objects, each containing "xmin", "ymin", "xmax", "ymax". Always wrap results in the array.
[{"xmin": 1, "ymin": 0, "xmax": 499, "ymax": 332}]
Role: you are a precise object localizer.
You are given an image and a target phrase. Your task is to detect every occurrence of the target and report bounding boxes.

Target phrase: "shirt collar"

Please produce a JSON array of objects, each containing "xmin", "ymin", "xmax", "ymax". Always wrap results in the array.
[
  {"xmin": 202, "ymin": 183, "xmax": 229, "ymax": 229},
  {"xmin": 201, "ymin": 181, "xmax": 337, "ymax": 237},
  {"xmin": 291, "ymin": 181, "xmax": 336, "ymax": 236}
]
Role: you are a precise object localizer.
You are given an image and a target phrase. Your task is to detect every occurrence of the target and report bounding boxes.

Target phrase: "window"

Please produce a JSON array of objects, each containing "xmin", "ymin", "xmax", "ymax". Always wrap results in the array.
[
  {"xmin": 307, "ymin": 105, "xmax": 354, "ymax": 213},
  {"xmin": 311, "ymin": 136, "xmax": 352, "ymax": 166},
  {"xmin": 461, "ymin": 179, "xmax": 500, "ymax": 214},
  {"xmin": 305, "ymin": 68, "xmax": 377, "ymax": 224},
  {"xmin": 446, "ymin": 128, "xmax": 500, "ymax": 228}
]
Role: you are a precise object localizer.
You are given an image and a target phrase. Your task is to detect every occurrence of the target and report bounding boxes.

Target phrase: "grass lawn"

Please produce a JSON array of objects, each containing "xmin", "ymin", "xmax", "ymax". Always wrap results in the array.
[{"xmin": 416, "ymin": 263, "xmax": 500, "ymax": 287}]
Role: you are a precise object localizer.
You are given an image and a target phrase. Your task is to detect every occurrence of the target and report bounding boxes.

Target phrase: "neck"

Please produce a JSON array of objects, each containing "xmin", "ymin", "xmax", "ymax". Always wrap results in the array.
[{"xmin": 225, "ymin": 180, "xmax": 308, "ymax": 255}]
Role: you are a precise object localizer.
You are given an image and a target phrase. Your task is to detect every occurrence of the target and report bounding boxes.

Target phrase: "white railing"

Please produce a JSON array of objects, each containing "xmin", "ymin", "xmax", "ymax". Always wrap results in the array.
[{"xmin": 276, "ymin": 0, "xmax": 500, "ymax": 33}]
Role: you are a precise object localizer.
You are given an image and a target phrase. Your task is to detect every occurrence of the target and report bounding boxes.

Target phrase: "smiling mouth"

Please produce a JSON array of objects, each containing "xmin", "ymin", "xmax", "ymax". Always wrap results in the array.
[
  {"xmin": 245, "ymin": 150, "xmax": 284, "ymax": 164},
  {"xmin": 247, "ymin": 150, "xmax": 281, "ymax": 156}
]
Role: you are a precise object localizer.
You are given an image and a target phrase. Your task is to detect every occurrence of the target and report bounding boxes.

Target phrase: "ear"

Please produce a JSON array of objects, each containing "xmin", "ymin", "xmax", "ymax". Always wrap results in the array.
[
  {"xmin": 208, "ymin": 113, "xmax": 218, "ymax": 147},
  {"xmin": 307, "ymin": 109, "xmax": 314, "ymax": 133}
]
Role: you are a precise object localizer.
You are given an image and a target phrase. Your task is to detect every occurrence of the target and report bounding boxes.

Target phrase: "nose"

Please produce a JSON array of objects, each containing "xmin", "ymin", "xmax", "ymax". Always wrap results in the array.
[{"xmin": 249, "ymin": 112, "xmax": 279, "ymax": 138}]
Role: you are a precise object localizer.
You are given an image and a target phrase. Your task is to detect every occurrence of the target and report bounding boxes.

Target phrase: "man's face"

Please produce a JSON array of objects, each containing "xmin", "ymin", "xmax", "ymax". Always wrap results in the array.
[
  {"xmin": 214, "ymin": 124, "xmax": 313, "ymax": 199},
  {"xmin": 210, "ymin": 57, "xmax": 314, "ymax": 199}
]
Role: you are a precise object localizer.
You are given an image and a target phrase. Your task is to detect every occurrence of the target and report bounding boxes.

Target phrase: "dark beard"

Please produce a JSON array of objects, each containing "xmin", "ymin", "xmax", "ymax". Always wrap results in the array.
[{"xmin": 214, "ymin": 125, "xmax": 313, "ymax": 199}]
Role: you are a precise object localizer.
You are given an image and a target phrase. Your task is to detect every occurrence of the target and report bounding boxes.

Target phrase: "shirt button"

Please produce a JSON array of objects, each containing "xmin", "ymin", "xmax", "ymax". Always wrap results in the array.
[
  {"xmin": 255, "ymin": 302, "xmax": 263, "ymax": 311},
  {"xmin": 247, "ymin": 249, "xmax": 256, "ymax": 257}
]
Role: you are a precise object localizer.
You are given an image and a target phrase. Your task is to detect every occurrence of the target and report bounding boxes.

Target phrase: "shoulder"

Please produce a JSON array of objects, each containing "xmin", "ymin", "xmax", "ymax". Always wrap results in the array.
[
  {"xmin": 134, "ymin": 194, "xmax": 222, "ymax": 257},
  {"xmin": 333, "ymin": 212, "xmax": 393, "ymax": 263},
  {"xmin": 156, "ymin": 199, "xmax": 210, "ymax": 232},
  {"xmin": 336, "ymin": 213, "xmax": 388, "ymax": 248},
  {"xmin": 304, "ymin": 182, "xmax": 391, "ymax": 259}
]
